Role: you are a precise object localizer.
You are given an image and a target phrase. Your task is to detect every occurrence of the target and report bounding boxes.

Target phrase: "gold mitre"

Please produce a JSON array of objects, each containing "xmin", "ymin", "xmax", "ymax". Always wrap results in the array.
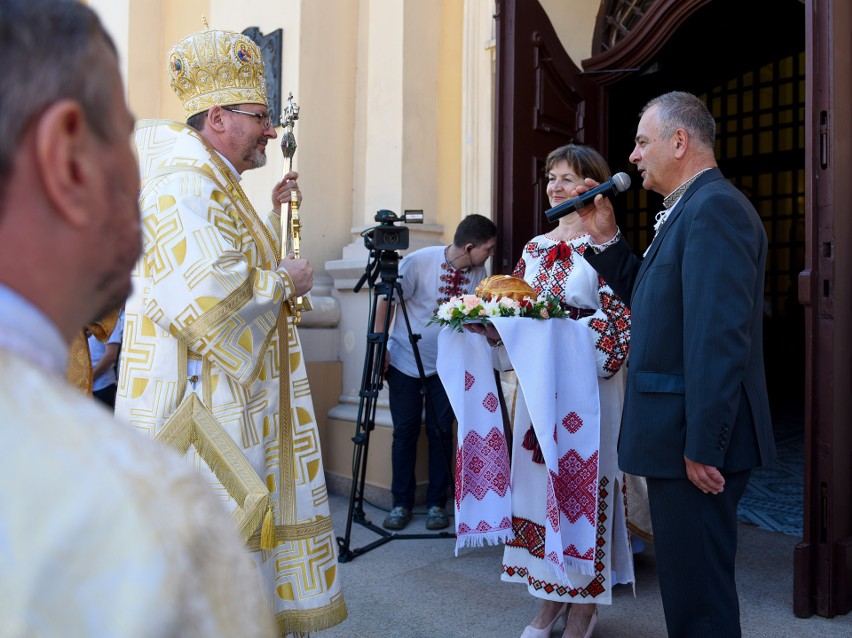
[{"xmin": 168, "ymin": 28, "xmax": 268, "ymax": 118}]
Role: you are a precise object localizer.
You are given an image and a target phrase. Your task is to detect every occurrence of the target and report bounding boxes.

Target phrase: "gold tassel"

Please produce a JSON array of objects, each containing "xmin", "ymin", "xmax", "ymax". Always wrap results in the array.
[{"xmin": 260, "ymin": 505, "xmax": 276, "ymax": 550}]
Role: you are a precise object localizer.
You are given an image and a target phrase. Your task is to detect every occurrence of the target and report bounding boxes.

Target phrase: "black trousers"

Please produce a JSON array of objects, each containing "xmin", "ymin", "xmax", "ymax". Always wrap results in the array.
[
  {"xmin": 93, "ymin": 383, "xmax": 117, "ymax": 410},
  {"xmin": 646, "ymin": 470, "xmax": 751, "ymax": 638},
  {"xmin": 385, "ymin": 366, "xmax": 454, "ymax": 509}
]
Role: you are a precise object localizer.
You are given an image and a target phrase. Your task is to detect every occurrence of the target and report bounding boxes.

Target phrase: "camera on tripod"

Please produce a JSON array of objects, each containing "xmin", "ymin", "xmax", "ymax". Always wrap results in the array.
[
  {"xmin": 364, "ymin": 209, "xmax": 424, "ymax": 252},
  {"xmin": 341, "ymin": 208, "xmax": 454, "ymax": 561}
]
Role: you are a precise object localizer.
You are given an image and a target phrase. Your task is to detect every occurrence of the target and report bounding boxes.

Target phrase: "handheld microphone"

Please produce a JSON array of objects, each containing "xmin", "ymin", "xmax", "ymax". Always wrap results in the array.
[{"xmin": 544, "ymin": 172, "xmax": 631, "ymax": 223}]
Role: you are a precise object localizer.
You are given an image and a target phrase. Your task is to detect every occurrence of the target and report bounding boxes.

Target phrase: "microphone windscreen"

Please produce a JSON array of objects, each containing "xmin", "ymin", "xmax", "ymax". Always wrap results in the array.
[{"xmin": 612, "ymin": 172, "xmax": 631, "ymax": 193}]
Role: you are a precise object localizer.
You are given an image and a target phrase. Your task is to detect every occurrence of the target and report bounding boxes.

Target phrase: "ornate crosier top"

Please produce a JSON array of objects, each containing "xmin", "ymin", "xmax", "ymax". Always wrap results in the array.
[{"xmin": 280, "ymin": 92, "xmax": 299, "ymax": 164}]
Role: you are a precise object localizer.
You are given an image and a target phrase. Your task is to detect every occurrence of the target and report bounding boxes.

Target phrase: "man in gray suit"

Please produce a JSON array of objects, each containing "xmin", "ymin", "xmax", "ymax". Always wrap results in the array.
[{"xmin": 578, "ymin": 91, "xmax": 776, "ymax": 637}]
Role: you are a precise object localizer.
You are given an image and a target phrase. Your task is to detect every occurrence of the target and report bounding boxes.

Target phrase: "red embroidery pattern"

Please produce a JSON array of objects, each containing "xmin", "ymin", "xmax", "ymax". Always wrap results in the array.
[
  {"xmin": 436, "ymin": 261, "xmax": 476, "ymax": 309},
  {"xmin": 551, "ymin": 450, "xmax": 598, "ymax": 525},
  {"xmin": 506, "ymin": 515, "xmax": 546, "ymax": 556},
  {"xmin": 503, "ymin": 562, "xmax": 606, "ymax": 599},
  {"xmin": 513, "ymin": 240, "xmax": 577, "ymax": 301},
  {"xmin": 589, "ymin": 288, "xmax": 631, "ymax": 376},
  {"xmin": 562, "ymin": 411, "xmax": 583, "ymax": 433},
  {"xmin": 457, "ymin": 516, "xmax": 512, "ymax": 536},
  {"xmin": 464, "ymin": 370, "xmax": 475, "ymax": 391},
  {"xmin": 457, "ymin": 428, "xmax": 510, "ymax": 505},
  {"xmin": 594, "ymin": 479, "xmax": 611, "ymax": 571},
  {"xmin": 455, "ymin": 441, "xmax": 463, "ymax": 509},
  {"xmin": 511, "ymin": 239, "xmax": 631, "ymax": 378},
  {"xmin": 502, "ymin": 477, "xmax": 612, "ymax": 599},
  {"xmin": 482, "ymin": 392, "xmax": 499, "ymax": 413},
  {"xmin": 546, "ymin": 475, "xmax": 559, "ymax": 529},
  {"xmin": 565, "ymin": 544, "xmax": 595, "ymax": 560}
]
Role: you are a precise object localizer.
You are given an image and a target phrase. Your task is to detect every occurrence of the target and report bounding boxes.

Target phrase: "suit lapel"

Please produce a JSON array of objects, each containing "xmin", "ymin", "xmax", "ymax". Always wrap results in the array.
[{"xmin": 633, "ymin": 169, "xmax": 724, "ymax": 293}]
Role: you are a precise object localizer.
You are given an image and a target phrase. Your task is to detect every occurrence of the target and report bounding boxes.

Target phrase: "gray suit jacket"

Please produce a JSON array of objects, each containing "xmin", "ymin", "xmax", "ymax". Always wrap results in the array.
[{"xmin": 585, "ymin": 168, "xmax": 776, "ymax": 478}]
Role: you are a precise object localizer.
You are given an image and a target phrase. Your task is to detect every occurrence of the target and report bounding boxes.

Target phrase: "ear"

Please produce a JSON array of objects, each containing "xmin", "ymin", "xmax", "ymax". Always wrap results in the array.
[
  {"xmin": 35, "ymin": 100, "xmax": 96, "ymax": 228},
  {"xmin": 206, "ymin": 105, "xmax": 227, "ymax": 132},
  {"xmin": 673, "ymin": 128, "xmax": 688, "ymax": 159}
]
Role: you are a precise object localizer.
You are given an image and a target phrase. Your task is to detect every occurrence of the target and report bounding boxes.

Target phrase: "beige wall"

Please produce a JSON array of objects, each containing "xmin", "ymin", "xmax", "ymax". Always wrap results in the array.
[
  {"xmin": 293, "ymin": 1, "xmax": 359, "ymax": 271},
  {"xmin": 87, "ymin": 0, "xmax": 130, "ymax": 82},
  {"xmin": 539, "ymin": 0, "xmax": 597, "ymax": 66},
  {"xmin": 437, "ymin": 1, "xmax": 465, "ymax": 228}
]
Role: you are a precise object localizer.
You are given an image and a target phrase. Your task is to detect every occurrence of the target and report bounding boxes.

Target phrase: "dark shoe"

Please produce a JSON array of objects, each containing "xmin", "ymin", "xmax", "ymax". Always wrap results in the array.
[
  {"xmin": 425, "ymin": 505, "xmax": 450, "ymax": 530},
  {"xmin": 382, "ymin": 506, "xmax": 412, "ymax": 530}
]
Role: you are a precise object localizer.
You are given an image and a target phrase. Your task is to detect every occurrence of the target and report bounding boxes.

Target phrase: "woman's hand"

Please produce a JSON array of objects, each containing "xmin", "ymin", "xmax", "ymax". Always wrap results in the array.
[{"xmin": 464, "ymin": 322, "xmax": 501, "ymax": 344}]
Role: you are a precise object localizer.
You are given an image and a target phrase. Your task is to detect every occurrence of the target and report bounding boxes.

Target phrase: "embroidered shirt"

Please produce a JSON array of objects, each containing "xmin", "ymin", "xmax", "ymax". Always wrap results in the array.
[{"xmin": 652, "ymin": 168, "xmax": 713, "ymax": 234}]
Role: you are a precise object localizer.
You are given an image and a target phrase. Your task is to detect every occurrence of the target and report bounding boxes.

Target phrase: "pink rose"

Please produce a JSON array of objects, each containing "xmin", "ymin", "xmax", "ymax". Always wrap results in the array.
[{"xmin": 462, "ymin": 295, "xmax": 482, "ymax": 310}]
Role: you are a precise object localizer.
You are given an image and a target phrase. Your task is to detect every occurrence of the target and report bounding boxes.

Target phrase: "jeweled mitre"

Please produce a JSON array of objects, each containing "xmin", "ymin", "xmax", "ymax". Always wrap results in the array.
[{"xmin": 168, "ymin": 28, "xmax": 268, "ymax": 118}]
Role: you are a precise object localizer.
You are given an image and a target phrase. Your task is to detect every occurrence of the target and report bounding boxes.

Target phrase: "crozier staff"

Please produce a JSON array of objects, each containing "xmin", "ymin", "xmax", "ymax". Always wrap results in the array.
[{"xmin": 279, "ymin": 92, "xmax": 310, "ymax": 322}]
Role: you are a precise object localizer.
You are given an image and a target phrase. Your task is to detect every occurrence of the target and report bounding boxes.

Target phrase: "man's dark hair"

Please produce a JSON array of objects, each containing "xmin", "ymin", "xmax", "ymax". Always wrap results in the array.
[
  {"xmin": 187, "ymin": 111, "xmax": 207, "ymax": 131},
  {"xmin": 453, "ymin": 213, "xmax": 497, "ymax": 247},
  {"xmin": 0, "ymin": 0, "xmax": 117, "ymax": 201},
  {"xmin": 642, "ymin": 91, "xmax": 717, "ymax": 150}
]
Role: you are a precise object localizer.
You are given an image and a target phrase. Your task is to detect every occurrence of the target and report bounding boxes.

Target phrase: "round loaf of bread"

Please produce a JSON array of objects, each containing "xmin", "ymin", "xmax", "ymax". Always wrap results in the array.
[{"xmin": 475, "ymin": 275, "xmax": 536, "ymax": 302}]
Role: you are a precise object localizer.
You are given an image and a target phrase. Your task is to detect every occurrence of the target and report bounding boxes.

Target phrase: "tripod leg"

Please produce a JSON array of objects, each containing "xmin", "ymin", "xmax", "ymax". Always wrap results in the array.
[
  {"xmin": 338, "ymin": 261, "xmax": 455, "ymax": 562},
  {"xmin": 337, "ymin": 281, "xmax": 392, "ymax": 561},
  {"xmin": 338, "ymin": 278, "xmax": 404, "ymax": 560}
]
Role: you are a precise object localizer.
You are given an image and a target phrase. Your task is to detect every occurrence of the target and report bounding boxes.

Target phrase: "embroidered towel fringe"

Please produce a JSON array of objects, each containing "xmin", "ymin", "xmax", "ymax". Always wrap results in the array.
[
  {"xmin": 563, "ymin": 554, "xmax": 597, "ymax": 578},
  {"xmin": 454, "ymin": 529, "xmax": 513, "ymax": 556},
  {"xmin": 539, "ymin": 552, "xmax": 597, "ymax": 586}
]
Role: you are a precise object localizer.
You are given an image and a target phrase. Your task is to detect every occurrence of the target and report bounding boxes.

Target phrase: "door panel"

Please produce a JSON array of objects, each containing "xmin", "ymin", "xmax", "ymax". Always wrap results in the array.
[{"xmin": 493, "ymin": 0, "xmax": 601, "ymax": 273}]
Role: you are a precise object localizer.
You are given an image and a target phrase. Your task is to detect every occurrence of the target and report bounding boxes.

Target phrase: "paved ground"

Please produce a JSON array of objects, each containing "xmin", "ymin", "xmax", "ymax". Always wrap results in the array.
[{"xmin": 321, "ymin": 492, "xmax": 852, "ymax": 638}]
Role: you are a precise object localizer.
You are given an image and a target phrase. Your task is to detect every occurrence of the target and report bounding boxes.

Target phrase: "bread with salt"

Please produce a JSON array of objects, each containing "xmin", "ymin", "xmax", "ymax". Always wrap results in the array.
[{"xmin": 475, "ymin": 275, "xmax": 536, "ymax": 302}]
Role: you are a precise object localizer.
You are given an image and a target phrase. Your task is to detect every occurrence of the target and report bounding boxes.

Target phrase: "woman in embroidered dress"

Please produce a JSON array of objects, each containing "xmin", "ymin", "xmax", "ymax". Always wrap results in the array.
[{"xmin": 497, "ymin": 144, "xmax": 634, "ymax": 638}]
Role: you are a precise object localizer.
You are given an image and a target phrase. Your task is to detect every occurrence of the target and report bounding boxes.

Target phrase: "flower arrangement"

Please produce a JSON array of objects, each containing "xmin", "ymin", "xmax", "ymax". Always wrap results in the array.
[{"xmin": 429, "ymin": 293, "xmax": 568, "ymax": 332}]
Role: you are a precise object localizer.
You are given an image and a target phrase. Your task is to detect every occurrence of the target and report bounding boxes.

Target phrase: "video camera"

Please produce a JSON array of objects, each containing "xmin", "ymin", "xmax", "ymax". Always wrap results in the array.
[{"xmin": 364, "ymin": 209, "xmax": 424, "ymax": 252}]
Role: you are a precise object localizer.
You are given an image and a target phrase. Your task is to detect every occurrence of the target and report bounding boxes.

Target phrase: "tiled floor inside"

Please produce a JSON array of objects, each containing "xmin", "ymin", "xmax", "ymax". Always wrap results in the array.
[{"xmin": 736, "ymin": 405, "xmax": 804, "ymax": 536}]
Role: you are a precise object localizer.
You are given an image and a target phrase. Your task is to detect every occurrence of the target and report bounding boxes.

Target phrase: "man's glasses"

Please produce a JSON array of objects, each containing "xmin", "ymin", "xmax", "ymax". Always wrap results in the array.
[{"xmin": 221, "ymin": 106, "xmax": 273, "ymax": 129}]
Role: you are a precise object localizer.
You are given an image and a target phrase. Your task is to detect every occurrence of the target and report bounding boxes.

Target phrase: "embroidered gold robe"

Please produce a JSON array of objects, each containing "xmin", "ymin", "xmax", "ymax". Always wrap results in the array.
[{"xmin": 116, "ymin": 120, "xmax": 346, "ymax": 636}]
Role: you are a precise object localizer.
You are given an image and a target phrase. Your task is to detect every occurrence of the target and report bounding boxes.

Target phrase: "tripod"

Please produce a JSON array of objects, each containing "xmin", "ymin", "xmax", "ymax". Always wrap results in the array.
[{"xmin": 337, "ymin": 246, "xmax": 454, "ymax": 563}]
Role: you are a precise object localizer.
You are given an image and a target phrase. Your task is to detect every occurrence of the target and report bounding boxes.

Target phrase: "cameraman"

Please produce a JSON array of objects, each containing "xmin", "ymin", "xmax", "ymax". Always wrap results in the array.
[{"xmin": 375, "ymin": 214, "xmax": 497, "ymax": 530}]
